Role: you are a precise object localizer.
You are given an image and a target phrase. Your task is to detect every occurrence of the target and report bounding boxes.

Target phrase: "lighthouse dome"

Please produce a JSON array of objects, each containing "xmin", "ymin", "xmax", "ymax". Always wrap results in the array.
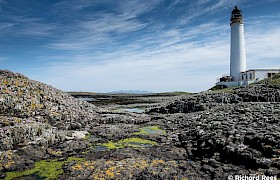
[{"xmin": 232, "ymin": 6, "xmax": 242, "ymax": 15}]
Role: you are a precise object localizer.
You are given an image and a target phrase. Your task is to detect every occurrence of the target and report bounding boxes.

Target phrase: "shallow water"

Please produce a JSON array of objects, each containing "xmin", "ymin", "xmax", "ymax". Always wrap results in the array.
[
  {"xmin": 134, "ymin": 126, "xmax": 166, "ymax": 135},
  {"xmin": 93, "ymin": 145, "xmax": 109, "ymax": 151},
  {"xmin": 126, "ymin": 141, "xmax": 153, "ymax": 147},
  {"xmin": 141, "ymin": 128, "xmax": 161, "ymax": 134},
  {"xmin": 77, "ymin": 97, "xmax": 97, "ymax": 101},
  {"xmin": 120, "ymin": 108, "xmax": 145, "ymax": 113}
]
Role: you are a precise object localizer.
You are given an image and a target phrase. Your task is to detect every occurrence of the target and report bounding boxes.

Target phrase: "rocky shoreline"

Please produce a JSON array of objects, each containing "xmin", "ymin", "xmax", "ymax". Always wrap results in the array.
[{"xmin": 0, "ymin": 70, "xmax": 279, "ymax": 179}]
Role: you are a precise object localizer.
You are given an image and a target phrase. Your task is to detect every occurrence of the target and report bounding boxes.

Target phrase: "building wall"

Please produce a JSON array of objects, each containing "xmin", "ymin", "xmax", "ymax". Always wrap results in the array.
[
  {"xmin": 217, "ymin": 69, "xmax": 280, "ymax": 88},
  {"xmin": 255, "ymin": 69, "xmax": 280, "ymax": 80},
  {"xmin": 240, "ymin": 69, "xmax": 280, "ymax": 81}
]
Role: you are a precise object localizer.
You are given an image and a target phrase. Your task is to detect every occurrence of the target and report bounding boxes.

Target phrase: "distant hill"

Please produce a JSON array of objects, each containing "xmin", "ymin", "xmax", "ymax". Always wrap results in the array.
[{"xmin": 107, "ymin": 90, "xmax": 154, "ymax": 94}]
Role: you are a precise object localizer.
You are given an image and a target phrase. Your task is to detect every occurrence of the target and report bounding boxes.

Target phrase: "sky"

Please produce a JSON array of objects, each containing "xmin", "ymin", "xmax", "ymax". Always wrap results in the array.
[{"xmin": 0, "ymin": 0, "xmax": 280, "ymax": 93}]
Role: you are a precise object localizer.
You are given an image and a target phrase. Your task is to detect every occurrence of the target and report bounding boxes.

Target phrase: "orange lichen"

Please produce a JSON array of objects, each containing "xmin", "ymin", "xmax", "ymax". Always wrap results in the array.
[
  {"xmin": 15, "ymin": 118, "xmax": 21, "ymax": 123},
  {"xmin": 2, "ymin": 150, "xmax": 15, "ymax": 169},
  {"xmin": 83, "ymin": 161, "xmax": 90, "ymax": 166},
  {"xmin": 152, "ymin": 159, "xmax": 166, "ymax": 165},
  {"xmin": 105, "ymin": 167, "xmax": 115, "ymax": 179},
  {"xmin": 88, "ymin": 165, "xmax": 95, "ymax": 170},
  {"xmin": 47, "ymin": 148, "xmax": 62, "ymax": 156},
  {"xmin": 72, "ymin": 164, "xmax": 83, "ymax": 170},
  {"xmin": 152, "ymin": 171, "xmax": 159, "ymax": 175},
  {"xmin": 66, "ymin": 157, "xmax": 191, "ymax": 179},
  {"xmin": 31, "ymin": 102, "xmax": 36, "ymax": 109},
  {"xmin": 3, "ymin": 79, "xmax": 8, "ymax": 85}
]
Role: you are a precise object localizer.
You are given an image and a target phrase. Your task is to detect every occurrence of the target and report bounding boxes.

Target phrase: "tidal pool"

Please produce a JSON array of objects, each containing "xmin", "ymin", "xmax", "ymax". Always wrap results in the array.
[
  {"xmin": 134, "ymin": 126, "xmax": 166, "ymax": 135},
  {"xmin": 120, "ymin": 108, "xmax": 145, "ymax": 113},
  {"xmin": 93, "ymin": 145, "xmax": 110, "ymax": 151},
  {"xmin": 77, "ymin": 97, "xmax": 97, "ymax": 101}
]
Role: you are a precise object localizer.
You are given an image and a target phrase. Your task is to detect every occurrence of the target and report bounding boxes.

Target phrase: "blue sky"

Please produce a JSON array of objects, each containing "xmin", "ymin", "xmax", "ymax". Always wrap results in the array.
[{"xmin": 0, "ymin": 0, "xmax": 280, "ymax": 92}]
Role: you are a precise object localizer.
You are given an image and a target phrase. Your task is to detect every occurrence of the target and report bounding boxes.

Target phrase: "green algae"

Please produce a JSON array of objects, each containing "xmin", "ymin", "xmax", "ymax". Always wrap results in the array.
[
  {"xmin": 99, "ymin": 141, "xmax": 122, "ymax": 149},
  {"xmin": 5, "ymin": 157, "xmax": 84, "ymax": 180},
  {"xmin": 133, "ymin": 126, "xmax": 166, "ymax": 135},
  {"xmin": 120, "ymin": 138, "xmax": 157, "ymax": 148},
  {"xmin": 94, "ymin": 138, "xmax": 157, "ymax": 150}
]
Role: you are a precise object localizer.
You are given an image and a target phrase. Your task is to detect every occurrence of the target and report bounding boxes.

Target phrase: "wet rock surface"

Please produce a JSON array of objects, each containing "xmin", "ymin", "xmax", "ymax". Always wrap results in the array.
[{"xmin": 0, "ymin": 70, "xmax": 280, "ymax": 179}]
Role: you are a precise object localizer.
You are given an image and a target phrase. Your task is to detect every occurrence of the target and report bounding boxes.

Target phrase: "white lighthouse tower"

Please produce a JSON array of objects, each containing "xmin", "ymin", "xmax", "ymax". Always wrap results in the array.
[{"xmin": 230, "ymin": 6, "xmax": 246, "ymax": 81}]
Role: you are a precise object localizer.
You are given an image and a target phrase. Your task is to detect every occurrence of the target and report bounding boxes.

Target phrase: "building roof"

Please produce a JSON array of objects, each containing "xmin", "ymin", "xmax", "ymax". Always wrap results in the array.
[{"xmin": 243, "ymin": 68, "xmax": 280, "ymax": 72}]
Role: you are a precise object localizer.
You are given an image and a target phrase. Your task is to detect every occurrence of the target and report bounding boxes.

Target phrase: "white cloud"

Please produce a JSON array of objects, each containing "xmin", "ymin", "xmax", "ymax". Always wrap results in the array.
[
  {"xmin": 0, "ymin": 22, "xmax": 14, "ymax": 30},
  {"xmin": 52, "ymin": 0, "xmax": 99, "ymax": 11},
  {"xmin": 0, "ymin": 16, "xmax": 58, "ymax": 38},
  {"xmin": 81, "ymin": 15, "xmax": 146, "ymax": 34},
  {"xmin": 117, "ymin": 0, "xmax": 160, "ymax": 18},
  {"xmin": 47, "ymin": 11, "xmax": 148, "ymax": 50},
  {"xmin": 246, "ymin": 28, "xmax": 280, "ymax": 68},
  {"xmin": 178, "ymin": 0, "xmax": 244, "ymax": 25}
]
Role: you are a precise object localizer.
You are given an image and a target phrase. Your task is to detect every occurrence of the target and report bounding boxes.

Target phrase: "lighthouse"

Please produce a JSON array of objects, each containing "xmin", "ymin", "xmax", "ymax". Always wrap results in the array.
[
  {"xmin": 230, "ymin": 6, "xmax": 246, "ymax": 81},
  {"xmin": 215, "ymin": 7, "xmax": 280, "ymax": 88}
]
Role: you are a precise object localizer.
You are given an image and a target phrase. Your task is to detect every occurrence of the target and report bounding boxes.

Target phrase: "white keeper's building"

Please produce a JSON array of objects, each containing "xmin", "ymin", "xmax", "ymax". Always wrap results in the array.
[{"xmin": 216, "ymin": 6, "xmax": 280, "ymax": 88}]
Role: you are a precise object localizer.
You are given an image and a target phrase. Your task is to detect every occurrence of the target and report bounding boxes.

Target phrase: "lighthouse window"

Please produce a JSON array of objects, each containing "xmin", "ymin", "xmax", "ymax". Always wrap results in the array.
[{"xmin": 249, "ymin": 73, "xmax": 253, "ymax": 80}]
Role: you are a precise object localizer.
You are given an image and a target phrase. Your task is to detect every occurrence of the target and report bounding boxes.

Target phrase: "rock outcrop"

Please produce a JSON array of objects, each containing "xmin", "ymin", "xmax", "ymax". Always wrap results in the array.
[{"xmin": 0, "ymin": 70, "xmax": 101, "ymax": 130}]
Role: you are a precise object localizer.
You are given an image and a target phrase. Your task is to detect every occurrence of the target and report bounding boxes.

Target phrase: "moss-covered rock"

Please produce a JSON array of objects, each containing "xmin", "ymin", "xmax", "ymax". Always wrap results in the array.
[
  {"xmin": 5, "ymin": 157, "xmax": 84, "ymax": 180},
  {"xmin": 94, "ymin": 137, "xmax": 157, "ymax": 150}
]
